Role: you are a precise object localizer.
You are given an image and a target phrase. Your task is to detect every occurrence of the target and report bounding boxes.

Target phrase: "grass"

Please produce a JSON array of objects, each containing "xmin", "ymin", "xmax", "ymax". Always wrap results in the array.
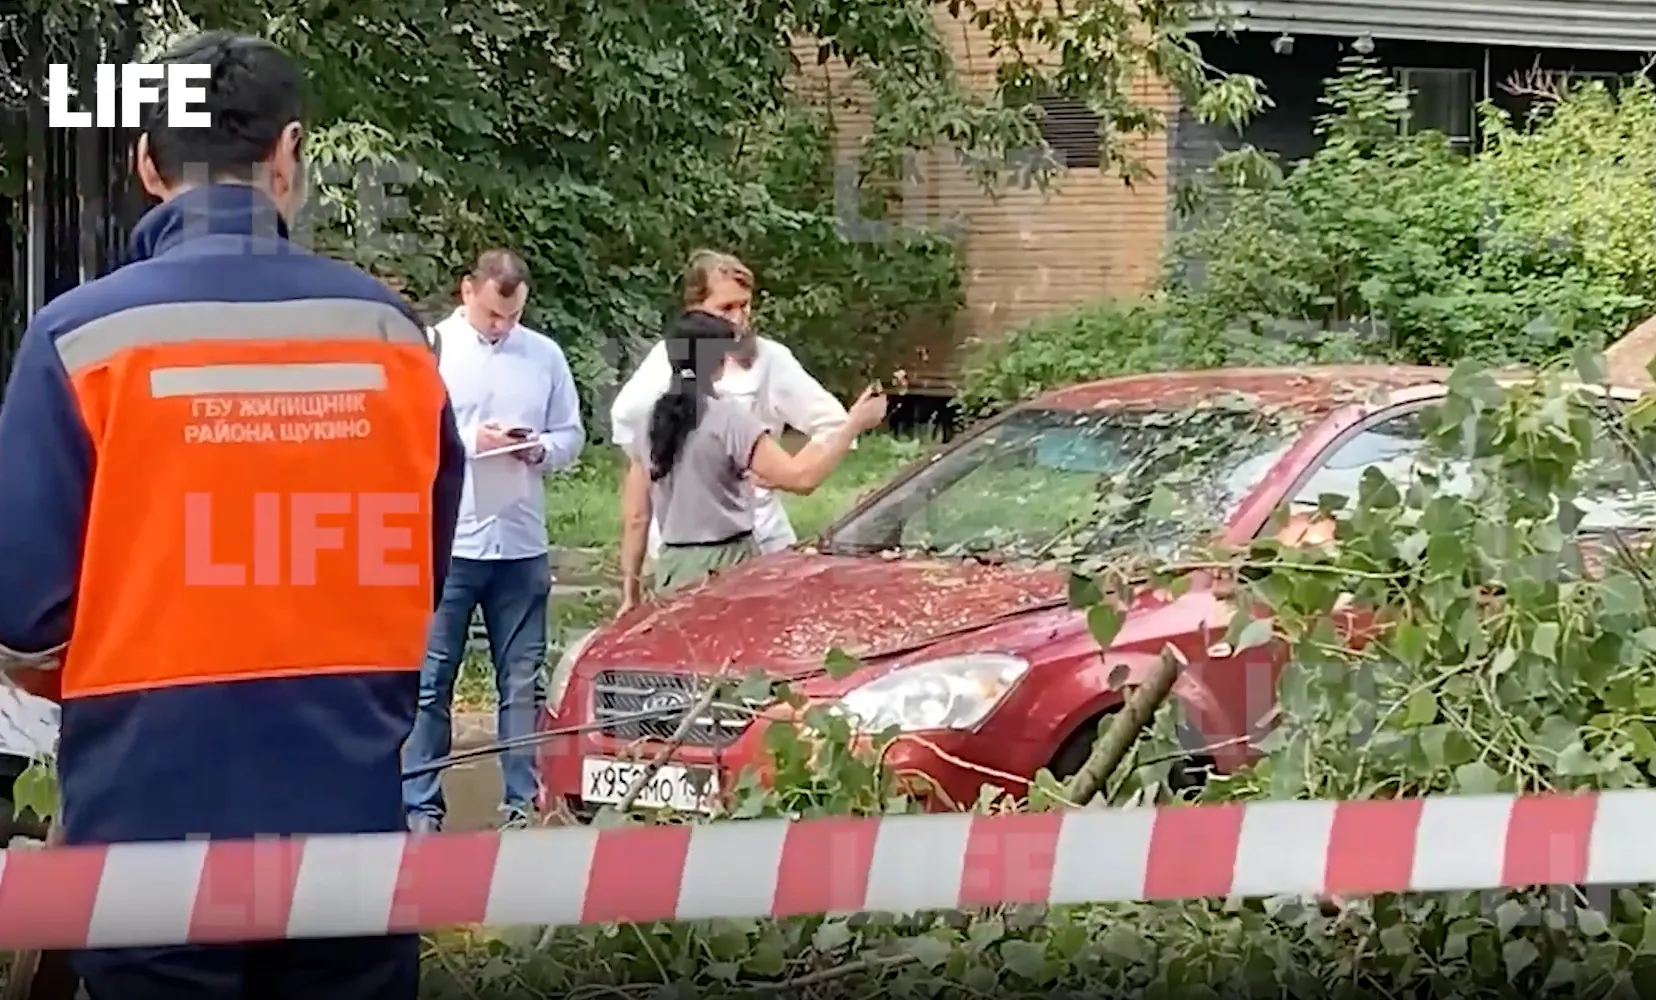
[{"xmin": 453, "ymin": 431, "xmax": 929, "ymax": 711}]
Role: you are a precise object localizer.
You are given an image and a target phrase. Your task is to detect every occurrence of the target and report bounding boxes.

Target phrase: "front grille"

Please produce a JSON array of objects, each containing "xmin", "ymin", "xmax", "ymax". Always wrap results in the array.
[{"xmin": 592, "ymin": 670, "xmax": 759, "ymax": 747}]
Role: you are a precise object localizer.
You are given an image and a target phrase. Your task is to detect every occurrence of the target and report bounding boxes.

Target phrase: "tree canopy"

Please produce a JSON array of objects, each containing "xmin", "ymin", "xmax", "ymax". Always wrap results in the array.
[{"xmin": 17, "ymin": 0, "xmax": 1261, "ymax": 408}]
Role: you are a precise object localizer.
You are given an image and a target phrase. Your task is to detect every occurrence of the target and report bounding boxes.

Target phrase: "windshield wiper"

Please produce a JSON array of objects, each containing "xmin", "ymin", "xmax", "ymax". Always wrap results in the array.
[{"xmin": 817, "ymin": 538, "xmax": 891, "ymax": 557}]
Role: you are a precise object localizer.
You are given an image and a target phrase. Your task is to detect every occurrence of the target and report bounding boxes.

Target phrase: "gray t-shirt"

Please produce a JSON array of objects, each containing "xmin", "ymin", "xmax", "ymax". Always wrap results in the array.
[{"xmin": 633, "ymin": 396, "xmax": 769, "ymax": 545}]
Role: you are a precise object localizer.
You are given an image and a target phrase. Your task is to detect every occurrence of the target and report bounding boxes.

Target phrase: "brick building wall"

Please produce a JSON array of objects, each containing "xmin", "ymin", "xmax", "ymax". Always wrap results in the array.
[{"xmin": 791, "ymin": 10, "xmax": 1176, "ymax": 389}]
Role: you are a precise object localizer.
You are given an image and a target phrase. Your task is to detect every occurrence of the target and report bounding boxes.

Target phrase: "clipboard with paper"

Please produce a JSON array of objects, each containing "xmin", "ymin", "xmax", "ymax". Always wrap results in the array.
[
  {"xmin": 466, "ymin": 446, "xmax": 536, "ymax": 518},
  {"xmin": 474, "ymin": 439, "xmax": 542, "ymax": 460}
]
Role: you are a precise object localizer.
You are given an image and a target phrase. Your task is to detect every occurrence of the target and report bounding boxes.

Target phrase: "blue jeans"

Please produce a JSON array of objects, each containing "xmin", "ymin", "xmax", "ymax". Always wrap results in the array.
[{"xmin": 402, "ymin": 554, "xmax": 548, "ymax": 825}]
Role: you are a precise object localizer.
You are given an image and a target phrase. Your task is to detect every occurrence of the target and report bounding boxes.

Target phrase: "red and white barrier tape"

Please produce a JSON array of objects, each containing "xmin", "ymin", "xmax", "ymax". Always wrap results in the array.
[{"xmin": 0, "ymin": 791, "xmax": 1639, "ymax": 950}]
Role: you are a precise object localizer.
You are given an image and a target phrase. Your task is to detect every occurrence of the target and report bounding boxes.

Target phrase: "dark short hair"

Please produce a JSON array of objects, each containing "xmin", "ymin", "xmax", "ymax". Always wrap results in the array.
[
  {"xmin": 139, "ymin": 31, "xmax": 304, "ymax": 186},
  {"xmin": 471, "ymin": 249, "xmax": 530, "ymax": 298}
]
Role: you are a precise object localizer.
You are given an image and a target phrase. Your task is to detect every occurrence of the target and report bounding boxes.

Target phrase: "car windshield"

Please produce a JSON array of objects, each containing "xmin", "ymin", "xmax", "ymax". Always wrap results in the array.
[{"xmin": 826, "ymin": 402, "xmax": 1303, "ymax": 562}]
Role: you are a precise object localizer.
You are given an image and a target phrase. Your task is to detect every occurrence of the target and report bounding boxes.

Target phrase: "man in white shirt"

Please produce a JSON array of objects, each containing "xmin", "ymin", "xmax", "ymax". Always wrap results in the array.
[
  {"xmin": 404, "ymin": 249, "xmax": 584, "ymax": 831},
  {"xmin": 610, "ymin": 250, "xmax": 850, "ymax": 557}
]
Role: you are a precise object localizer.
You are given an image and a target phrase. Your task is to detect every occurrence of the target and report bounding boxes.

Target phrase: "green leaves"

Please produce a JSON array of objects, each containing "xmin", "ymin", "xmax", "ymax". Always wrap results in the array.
[
  {"xmin": 1187, "ymin": 359, "xmax": 1656, "ymax": 990},
  {"xmin": 1232, "ymin": 617, "xmax": 1274, "ymax": 653},
  {"xmin": 906, "ymin": 934, "xmax": 953, "ymax": 970},
  {"xmin": 1086, "ymin": 603, "xmax": 1124, "ymax": 649},
  {"xmin": 1402, "ymin": 687, "xmax": 1438, "ymax": 727},
  {"xmin": 177, "ymin": 0, "xmax": 1263, "ymax": 414},
  {"xmin": 1530, "ymin": 621, "xmax": 1560, "ymax": 660},
  {"xmin": 11, "ymin": 759, "xmax": 56, "ymax": 822},
  {"xmin": 1637, "ymin": 907, "xmax": 1656, "ymax": 954},
  {"xmin": 997, "ymin": 938, "xmax": 1050, "ymax": 982},
  {"xmin": 823, "ymin": 647, "xmax": 860, "ymax": 680},
  {"xmin": 1068, "ymin": 571, "xmax": 1103, "ymax": 609},
  {"xmin": 1167, "ymin": 58, "xmax": 1656, "ymax": 375},
  {"xmin": 1454, "ymin": 761, "xmax": 1501, "ymax": 795},
  {"xmin": 811, "ymin": 919, "xmax": 854, "ymax": 953},
  {"xmin": 1503, "ymin": 938, "xmax": 1540, "ymax": 979}
]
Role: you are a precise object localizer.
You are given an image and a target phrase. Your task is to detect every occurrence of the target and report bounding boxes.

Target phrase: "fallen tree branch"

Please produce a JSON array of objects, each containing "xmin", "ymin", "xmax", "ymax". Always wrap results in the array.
[
  {"xmin": 748, "ymin": 952, "xmax": 918, "ymax": 993},
  {"xmin": 1063, "ymin": 647, "xmax": 1183, "ymax": 804},
  {"xmin": 615, "ymin": 673, "xmax": 728, "ymax": 813}
]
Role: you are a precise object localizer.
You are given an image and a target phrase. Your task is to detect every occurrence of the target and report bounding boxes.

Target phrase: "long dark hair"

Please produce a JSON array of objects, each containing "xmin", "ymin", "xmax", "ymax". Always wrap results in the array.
[{"xmin": 648, "ymin": 310, "xmax": 741, "ymax": 481}]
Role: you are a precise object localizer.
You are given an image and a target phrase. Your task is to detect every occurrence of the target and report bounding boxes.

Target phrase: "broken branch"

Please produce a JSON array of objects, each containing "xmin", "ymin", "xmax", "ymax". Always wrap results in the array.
[{"xmin": 1062, "ymin": 648, "xmax": 1182, "ymax": 804}]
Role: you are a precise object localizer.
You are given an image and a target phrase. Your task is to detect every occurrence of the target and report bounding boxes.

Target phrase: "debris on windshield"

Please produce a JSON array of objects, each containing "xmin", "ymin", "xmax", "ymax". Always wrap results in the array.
[{"xmin": 828, "ymin": 397, "xmax": 1314, "ymax": 569}]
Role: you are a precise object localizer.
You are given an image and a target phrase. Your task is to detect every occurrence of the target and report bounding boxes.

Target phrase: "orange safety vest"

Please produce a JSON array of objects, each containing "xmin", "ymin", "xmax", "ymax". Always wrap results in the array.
[{"xmin": 59, "ymin": 297, "xmax": 448, "ymax": 699}]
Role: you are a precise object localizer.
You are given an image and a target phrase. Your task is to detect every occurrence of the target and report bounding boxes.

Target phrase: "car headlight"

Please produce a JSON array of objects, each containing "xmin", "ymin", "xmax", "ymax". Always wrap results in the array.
[
  {"xmin": 546, "ymin": 629, "xmax": 599, "ymax": 716},
  {"xmin": 835, "ymin": 654, "xmax": 1029, "ymax": 733}
]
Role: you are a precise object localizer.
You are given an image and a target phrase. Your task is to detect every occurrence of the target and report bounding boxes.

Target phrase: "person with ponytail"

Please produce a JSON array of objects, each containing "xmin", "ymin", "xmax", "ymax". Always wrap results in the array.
[
  {"xmin": 610, "ymin": 250, "xmax": 856, "ymax": 557},
  {"xmin": 617, "ymin": 311, "xmax": 888, "ymax": 610}
]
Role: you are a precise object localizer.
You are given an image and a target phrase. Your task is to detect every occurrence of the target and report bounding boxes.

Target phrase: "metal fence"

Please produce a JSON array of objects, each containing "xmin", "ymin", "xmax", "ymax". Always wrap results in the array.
[{"xmin": 0, "ymin": 6, "xmax": 144, "ymax": 397}]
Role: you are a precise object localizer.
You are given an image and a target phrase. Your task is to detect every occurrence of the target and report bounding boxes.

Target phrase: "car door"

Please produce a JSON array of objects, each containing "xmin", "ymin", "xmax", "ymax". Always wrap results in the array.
[
  {"xmin": 1241, "ymin": 394, "xmax": 1656, "ymax": 752},
  {"xmin": 1222, "ymin": 402, "xmax": 1441, "ymax": 753}
]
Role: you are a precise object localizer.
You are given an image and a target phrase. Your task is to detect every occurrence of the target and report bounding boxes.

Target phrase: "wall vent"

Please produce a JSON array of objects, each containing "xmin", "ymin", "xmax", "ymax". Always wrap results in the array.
[{"xmin": 1036, "ymin": 97, "xmax": 1102, "ymax": 170}]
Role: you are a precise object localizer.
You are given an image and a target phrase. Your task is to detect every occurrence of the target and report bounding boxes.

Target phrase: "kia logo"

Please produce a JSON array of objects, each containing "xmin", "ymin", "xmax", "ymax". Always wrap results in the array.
[{"xmin": 642, "ymin": 690, "xmax": 690, "ymax": 714}]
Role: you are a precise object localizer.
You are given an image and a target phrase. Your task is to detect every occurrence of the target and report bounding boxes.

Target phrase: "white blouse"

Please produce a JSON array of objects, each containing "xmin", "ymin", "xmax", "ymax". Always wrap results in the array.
[{"xmin": 610, "ymin": 337, "xmax": 849, "ymax": 449}]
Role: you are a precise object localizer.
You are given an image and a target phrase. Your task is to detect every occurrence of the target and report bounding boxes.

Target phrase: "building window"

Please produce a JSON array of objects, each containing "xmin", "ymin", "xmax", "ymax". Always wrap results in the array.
[
  {"xmin": 1035, "ymin": 96, "xmax": 1102, "ymax": 170},
  {"xmin": 1395, "ymin": 67, "xmax": 1476, "ymax": 151}
]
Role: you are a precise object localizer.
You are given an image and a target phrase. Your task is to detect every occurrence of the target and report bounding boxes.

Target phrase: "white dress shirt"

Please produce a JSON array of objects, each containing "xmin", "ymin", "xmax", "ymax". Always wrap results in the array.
[
  {"xmin": 609, "ymin": 337, "xmax": 849, "ymax": 555},
  {"xmin": 433, "ymin": 309, "xmax": 585, "ymax": 561}
]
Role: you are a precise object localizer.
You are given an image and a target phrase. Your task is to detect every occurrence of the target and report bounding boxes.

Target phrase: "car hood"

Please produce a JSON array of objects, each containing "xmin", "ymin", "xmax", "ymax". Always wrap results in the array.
[{"xmin": 583, "ymin": 550, "xmax": 1066, "ymax": 672}]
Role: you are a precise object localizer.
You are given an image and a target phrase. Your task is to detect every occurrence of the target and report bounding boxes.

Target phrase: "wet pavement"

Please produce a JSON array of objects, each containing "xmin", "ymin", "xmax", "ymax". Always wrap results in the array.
[{"xmin": 436, "ymin": 710, "xmax": 513, "ymax": 830}]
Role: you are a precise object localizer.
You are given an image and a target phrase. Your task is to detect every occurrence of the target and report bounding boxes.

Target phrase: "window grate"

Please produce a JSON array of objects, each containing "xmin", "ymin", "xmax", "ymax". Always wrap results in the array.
[{"xmin": 1035, "ymin": 96, "xmax": 1102, "ymax": 170}]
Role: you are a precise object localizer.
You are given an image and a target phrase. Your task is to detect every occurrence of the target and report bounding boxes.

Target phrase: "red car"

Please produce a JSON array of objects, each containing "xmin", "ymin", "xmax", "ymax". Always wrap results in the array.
[{"xmin": 538, "ymin": 365, "xmax": 1652, "ymax": 816}]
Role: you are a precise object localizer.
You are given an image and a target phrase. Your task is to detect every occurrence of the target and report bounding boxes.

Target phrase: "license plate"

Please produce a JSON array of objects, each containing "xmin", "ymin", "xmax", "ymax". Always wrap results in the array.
[{"xmin": 581, "ymin": 757, "xmax": 718, "ymax": 813}]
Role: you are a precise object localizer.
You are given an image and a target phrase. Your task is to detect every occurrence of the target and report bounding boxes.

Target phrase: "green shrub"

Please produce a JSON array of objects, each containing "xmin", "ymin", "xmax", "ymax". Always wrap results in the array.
[
  {"xmin": 1170, "ymin": 57, "xmax": 1652, "ymax": 366},
  {"xmin": 962, "ymin": 57, "xmax": 1656, "ymax": 419},
  {"xmin": 954, "ymin": 297, "xmax": 1373, "ymax": 417}
]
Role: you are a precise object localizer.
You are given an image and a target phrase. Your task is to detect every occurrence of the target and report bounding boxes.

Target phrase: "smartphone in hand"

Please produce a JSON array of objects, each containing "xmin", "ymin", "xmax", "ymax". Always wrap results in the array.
[{"xmin": 505, "ymin": 427, "xmax": 534, "ymax": 441}]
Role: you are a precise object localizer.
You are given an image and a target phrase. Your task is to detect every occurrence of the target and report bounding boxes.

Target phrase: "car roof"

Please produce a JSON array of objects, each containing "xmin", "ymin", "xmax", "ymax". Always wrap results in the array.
[
  {"xmin": 1028, "ymin": 364, "xmax": 1644, "ymax": 414},
  {"xmin": 1030, "ymin": 365, "xmax": 1449, "ymax": 414}
]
